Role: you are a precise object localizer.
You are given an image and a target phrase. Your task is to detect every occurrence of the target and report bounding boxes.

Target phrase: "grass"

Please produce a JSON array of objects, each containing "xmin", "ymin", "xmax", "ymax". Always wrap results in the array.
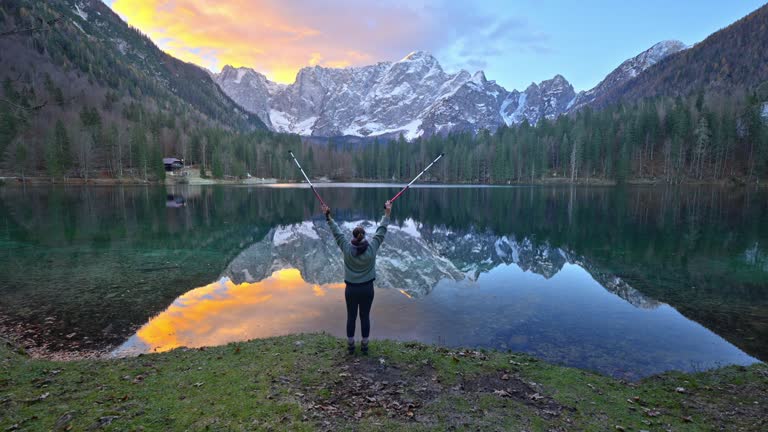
[{"xmin": 1, "ymin": 334, "xmax": 766, "ymax": 431}]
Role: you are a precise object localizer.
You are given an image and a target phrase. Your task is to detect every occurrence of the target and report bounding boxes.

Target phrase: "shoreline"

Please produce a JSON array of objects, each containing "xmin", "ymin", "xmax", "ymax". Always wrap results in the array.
[
  {"xmin": 1, "ymin": 318, "xmax": 762, "ymax": 377},
  {"xmin": 1, "ymin": 175, "xmax": 764, "ymax": 187},
  {"xmin": 2, "ymin": 333, "xmax": 765, "ymax": 430}
]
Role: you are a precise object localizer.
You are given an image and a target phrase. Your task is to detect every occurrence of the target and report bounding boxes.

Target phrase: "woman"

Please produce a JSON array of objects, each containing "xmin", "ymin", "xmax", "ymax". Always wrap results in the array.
[{"xmin": 322, "ymin": 201, "xmax": 391, "ymax": 355}]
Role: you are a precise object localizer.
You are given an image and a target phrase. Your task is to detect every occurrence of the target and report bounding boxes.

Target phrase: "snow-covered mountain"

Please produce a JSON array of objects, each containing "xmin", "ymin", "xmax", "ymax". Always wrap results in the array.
[
  {"xmin": 213, "ymin": 41, "xmax": 686, "ymax": 139},
  {"xmin": 569, "ymin": 40, "xmax": 688, "ymax": 111},
  {"xmin": 499, "ymin": 75, "xmax": 577, "ymax": 127},
  {"xmin": 222, "ymin": 219, "xmax": 660, "ymax": 308}
]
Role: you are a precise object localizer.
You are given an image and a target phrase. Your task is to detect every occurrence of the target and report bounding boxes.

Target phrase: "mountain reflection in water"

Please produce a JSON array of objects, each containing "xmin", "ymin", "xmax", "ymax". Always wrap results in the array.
[
  {"xmin": 2, "ymin": 185, "xmax": 766, "ymax": 379},
  {"xmin": 115, "ymin": 219, "xmax": 758, "ymax": 379}
]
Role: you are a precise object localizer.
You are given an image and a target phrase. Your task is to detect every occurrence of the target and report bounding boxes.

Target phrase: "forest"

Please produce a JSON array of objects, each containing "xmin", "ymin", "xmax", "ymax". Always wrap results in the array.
[
  {"xmin": 1, "ymin": 1, "xmax": 768, "ymax": 184},
  {"xmin": 3, "ymin": 79, "xmax": 768, "ymax": 184}
]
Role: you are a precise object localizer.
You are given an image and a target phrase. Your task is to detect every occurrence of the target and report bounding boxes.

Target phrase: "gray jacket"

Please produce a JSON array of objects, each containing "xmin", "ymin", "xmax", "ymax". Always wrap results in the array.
[{"xmin": 327, "ymin": 215, "xmax": 390, "ymax": 284}]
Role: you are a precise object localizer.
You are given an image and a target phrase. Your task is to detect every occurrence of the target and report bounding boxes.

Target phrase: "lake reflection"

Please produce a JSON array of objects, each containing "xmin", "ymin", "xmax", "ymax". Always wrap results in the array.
[
  {"xmin": 115, "ymin": 269, "xmax": 344, "ymax": 354},
  {"xmin": 115, "ymin": 216, "xmax": 758, "ymax": 379},
  {"xmin": 1, "ymin": 185, "xmax": 766, "ymax": 378}
]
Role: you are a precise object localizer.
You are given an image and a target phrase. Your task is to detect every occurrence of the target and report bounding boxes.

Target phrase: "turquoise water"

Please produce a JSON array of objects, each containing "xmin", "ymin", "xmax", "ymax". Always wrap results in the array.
[{"xmin": 1, "ymin": 185, "xmax": 766, "ymax": 378}]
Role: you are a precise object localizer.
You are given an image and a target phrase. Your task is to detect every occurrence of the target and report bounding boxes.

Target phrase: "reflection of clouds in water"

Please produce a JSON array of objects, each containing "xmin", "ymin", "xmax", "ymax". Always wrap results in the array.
[
  {"xmin": 125, "ymin": 269, "xmax": 317, "ymax": 353},
  {"xmin": 112, "ymin": 264, "xmax": 758, "ymax": 378}
]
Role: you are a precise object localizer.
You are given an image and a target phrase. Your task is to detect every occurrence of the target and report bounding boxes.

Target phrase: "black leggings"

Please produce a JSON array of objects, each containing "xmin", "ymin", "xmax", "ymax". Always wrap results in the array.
[{"xmin": 345, "ymin": 280, "xmax": 374, "ymax": 338}]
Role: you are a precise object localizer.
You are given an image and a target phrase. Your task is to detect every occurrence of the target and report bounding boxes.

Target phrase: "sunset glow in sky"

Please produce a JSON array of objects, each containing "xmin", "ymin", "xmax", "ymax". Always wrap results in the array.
[{"xmin": 105, "ymin": 0, "xmax": 764, "ymax": 90}]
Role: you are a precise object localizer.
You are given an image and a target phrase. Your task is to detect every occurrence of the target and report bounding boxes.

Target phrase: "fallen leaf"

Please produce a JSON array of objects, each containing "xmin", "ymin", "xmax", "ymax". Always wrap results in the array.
[
  {"xmin": 501, "ymin": 373, "xmax": 510, "ymax": 381},
  {"xmin": 528, "ymin": 393, "xmax": 544, "ymax": 401},
  {"xmin": 675, "ymin": 387, "xmax": 686, "ymax": 394},
  {"xmin": 615, "ymin": 426, "xmax": 626, "ymax": 431},
  {"xmin": 682, "ymin": 416, "xmax": 693, "ymax": 423},
  {"xmin": 193, "ymin": 382, "xmax": 204, "ymax": 387}
]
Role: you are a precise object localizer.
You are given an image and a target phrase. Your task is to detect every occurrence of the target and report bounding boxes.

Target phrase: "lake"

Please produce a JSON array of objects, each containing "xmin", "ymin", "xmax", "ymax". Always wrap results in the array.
[{"xmin": 1, "ymin": 184, "xmax": 766, "ymax": 379}]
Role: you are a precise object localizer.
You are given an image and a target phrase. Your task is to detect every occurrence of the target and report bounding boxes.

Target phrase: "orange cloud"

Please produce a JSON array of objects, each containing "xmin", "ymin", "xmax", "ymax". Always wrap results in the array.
[{"xmin": 109, "ymin": 0, "xmax": 446, "ymax": 83}]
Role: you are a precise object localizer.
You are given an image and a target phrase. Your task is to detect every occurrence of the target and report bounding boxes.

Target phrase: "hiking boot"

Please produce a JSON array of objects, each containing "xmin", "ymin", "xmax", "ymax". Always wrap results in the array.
[
  {"xmin": 361, "ymin": 341, "xmax": 369, "ymax": 355},
  {"xmin": 347, "ymin": 341, "xmax": 355, "ymax": 355}
]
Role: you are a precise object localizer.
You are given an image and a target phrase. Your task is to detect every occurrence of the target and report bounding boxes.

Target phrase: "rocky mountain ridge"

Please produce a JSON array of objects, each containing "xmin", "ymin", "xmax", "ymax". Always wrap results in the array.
[
  {"xmin": 222, "ymin": 219, "xmax": 660, "ymax": 309},
  {"xmin": 213, "ymin": 41, "xmax": 688, "ymax": 139}
]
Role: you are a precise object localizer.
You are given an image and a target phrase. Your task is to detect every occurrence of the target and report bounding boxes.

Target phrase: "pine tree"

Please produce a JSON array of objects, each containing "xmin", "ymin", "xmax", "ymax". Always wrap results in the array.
[
  {"xmin": 54, "ymin": 120, "xmax": 72, "ymax": 177},
  {"xmin": 150, "ymin": 135, "xmax": 165, "ymax": 181},
  {"xmin": 0, "ymin": 105, "xmax": 18, "ymax": 156},
  {"xmin": 45, "ymin": 130, "xmax": 62, "ymax": 181},
  {"xmin": 131, "ymin": 127, "xmax": 148, "ymax": 180},
  {"xmin": 212, "ymin": 151, "xmax": 224, "ymax": 179},
  {"xmin": 693, "ymin": 117, "xmax": 711, "ymax": 179},
  {"xmin": 15, "ymin": 141, "xmax": 27, "ymax": 181}
]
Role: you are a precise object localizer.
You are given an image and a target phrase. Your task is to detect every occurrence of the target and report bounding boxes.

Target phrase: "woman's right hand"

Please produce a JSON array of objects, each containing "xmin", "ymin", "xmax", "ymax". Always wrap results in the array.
[
  {"xmin": 384, "ymin": 200, "xmax": 392, "ymax": 217},
  {"xmin": 321, "ymin": 204, "xmax": 331, "ymax": 218}
]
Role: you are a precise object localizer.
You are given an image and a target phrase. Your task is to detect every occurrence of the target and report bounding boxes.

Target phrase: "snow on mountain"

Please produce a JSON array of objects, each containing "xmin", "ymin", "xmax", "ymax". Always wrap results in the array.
[
  {"xmin": 222, "ymin": 219, "xmax": 660, "ymax": 307},
  {"xmin": 223, "ymin": 219, "xmax": 463, "ymax": 297},
  {"xmin": 569, "ymin": 40, "xmax": 688, "ymax": 111},
  {"xmin": 213, "ymin": 42, "xmax": 687, "ymax": 138},
  {"xmin": 499, "ymin": 75, "xmax": 576, "ymax": 127},
  {"xmin": 215, "ymin": 66, "xmax": 284, "ymax": 129}
]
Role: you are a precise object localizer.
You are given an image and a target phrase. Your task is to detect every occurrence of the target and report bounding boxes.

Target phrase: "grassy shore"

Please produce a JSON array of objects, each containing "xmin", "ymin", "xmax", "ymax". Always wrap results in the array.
[{"xmin": 1, "ymin": 334, "xmax": 766, "ymax": 431}]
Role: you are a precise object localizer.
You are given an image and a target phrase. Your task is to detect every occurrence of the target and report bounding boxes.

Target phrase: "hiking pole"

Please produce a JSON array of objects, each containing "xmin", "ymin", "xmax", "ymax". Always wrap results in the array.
[
  {"xmin": 387, "ymin": 153, "xmax": 445, "ymax": 205},
  {"xmin": 288, "ymin": 150, "xmax": 327, "ymax": 207}
]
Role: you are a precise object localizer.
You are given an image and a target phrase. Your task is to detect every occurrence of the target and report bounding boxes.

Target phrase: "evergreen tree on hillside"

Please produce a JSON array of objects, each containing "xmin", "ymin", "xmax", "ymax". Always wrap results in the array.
[{"xmin": 0, "ymin": 105, "xmax": 17, "ymax": 156}]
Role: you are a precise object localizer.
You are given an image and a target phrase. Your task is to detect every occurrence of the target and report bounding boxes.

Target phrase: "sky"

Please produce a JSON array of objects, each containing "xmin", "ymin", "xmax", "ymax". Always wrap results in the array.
[{"xmin": 103, "ymin": 0, "xmax": 766, "ymax": 91}]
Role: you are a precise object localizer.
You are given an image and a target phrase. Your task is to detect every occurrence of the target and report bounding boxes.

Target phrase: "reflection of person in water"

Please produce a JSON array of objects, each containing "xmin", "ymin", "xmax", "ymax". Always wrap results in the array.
[{"xmin": 322, "ymin": 200, "xmax": 391, "ymax": 355}]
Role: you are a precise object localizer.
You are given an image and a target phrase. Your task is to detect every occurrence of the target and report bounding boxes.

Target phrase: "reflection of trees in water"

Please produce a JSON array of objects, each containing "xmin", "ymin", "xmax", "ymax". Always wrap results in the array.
[
  {"xmin": 744, "ymin": 242, "xmax": 768, "ymax": 271},
  {"xmin": 1, "ymin": 185, "xmax": 767, "ymax": 358}
]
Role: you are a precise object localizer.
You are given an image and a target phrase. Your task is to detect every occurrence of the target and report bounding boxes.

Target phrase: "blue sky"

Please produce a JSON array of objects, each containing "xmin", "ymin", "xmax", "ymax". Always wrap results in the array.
[
  {"xmin": 471, "ymin": 0, "xmax": 767, "ymax": 90},
  {"xmin": 103, "ymin": 0, "xmax": 766, "ymax": 91}
]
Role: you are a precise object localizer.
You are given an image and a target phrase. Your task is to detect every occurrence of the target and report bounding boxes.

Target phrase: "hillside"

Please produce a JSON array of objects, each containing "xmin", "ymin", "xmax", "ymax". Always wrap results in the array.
[
  {"xmin": 0, "ymin": 0, "xmax": 265, "ymax": 179},
  {"xmin": 592, "ymin": 3, "xmax": 768, "ymax": 107}
]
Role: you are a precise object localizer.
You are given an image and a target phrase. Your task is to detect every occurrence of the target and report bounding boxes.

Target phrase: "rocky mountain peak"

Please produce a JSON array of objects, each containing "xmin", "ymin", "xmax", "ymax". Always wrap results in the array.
[
  {"xmin": 213, "ymin": 41, "xmax": 688, "ymax": 138},
  {"xmin": 568, "ymin": 40, "xmax": 688, "ymax": 111},
  {"xmin": 399, "ymin": 50, "xmax": 435, "ymax": 63},
  {"xmin": 471, "ymin": 70, "xmax": 488, "ymax": 85}
]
